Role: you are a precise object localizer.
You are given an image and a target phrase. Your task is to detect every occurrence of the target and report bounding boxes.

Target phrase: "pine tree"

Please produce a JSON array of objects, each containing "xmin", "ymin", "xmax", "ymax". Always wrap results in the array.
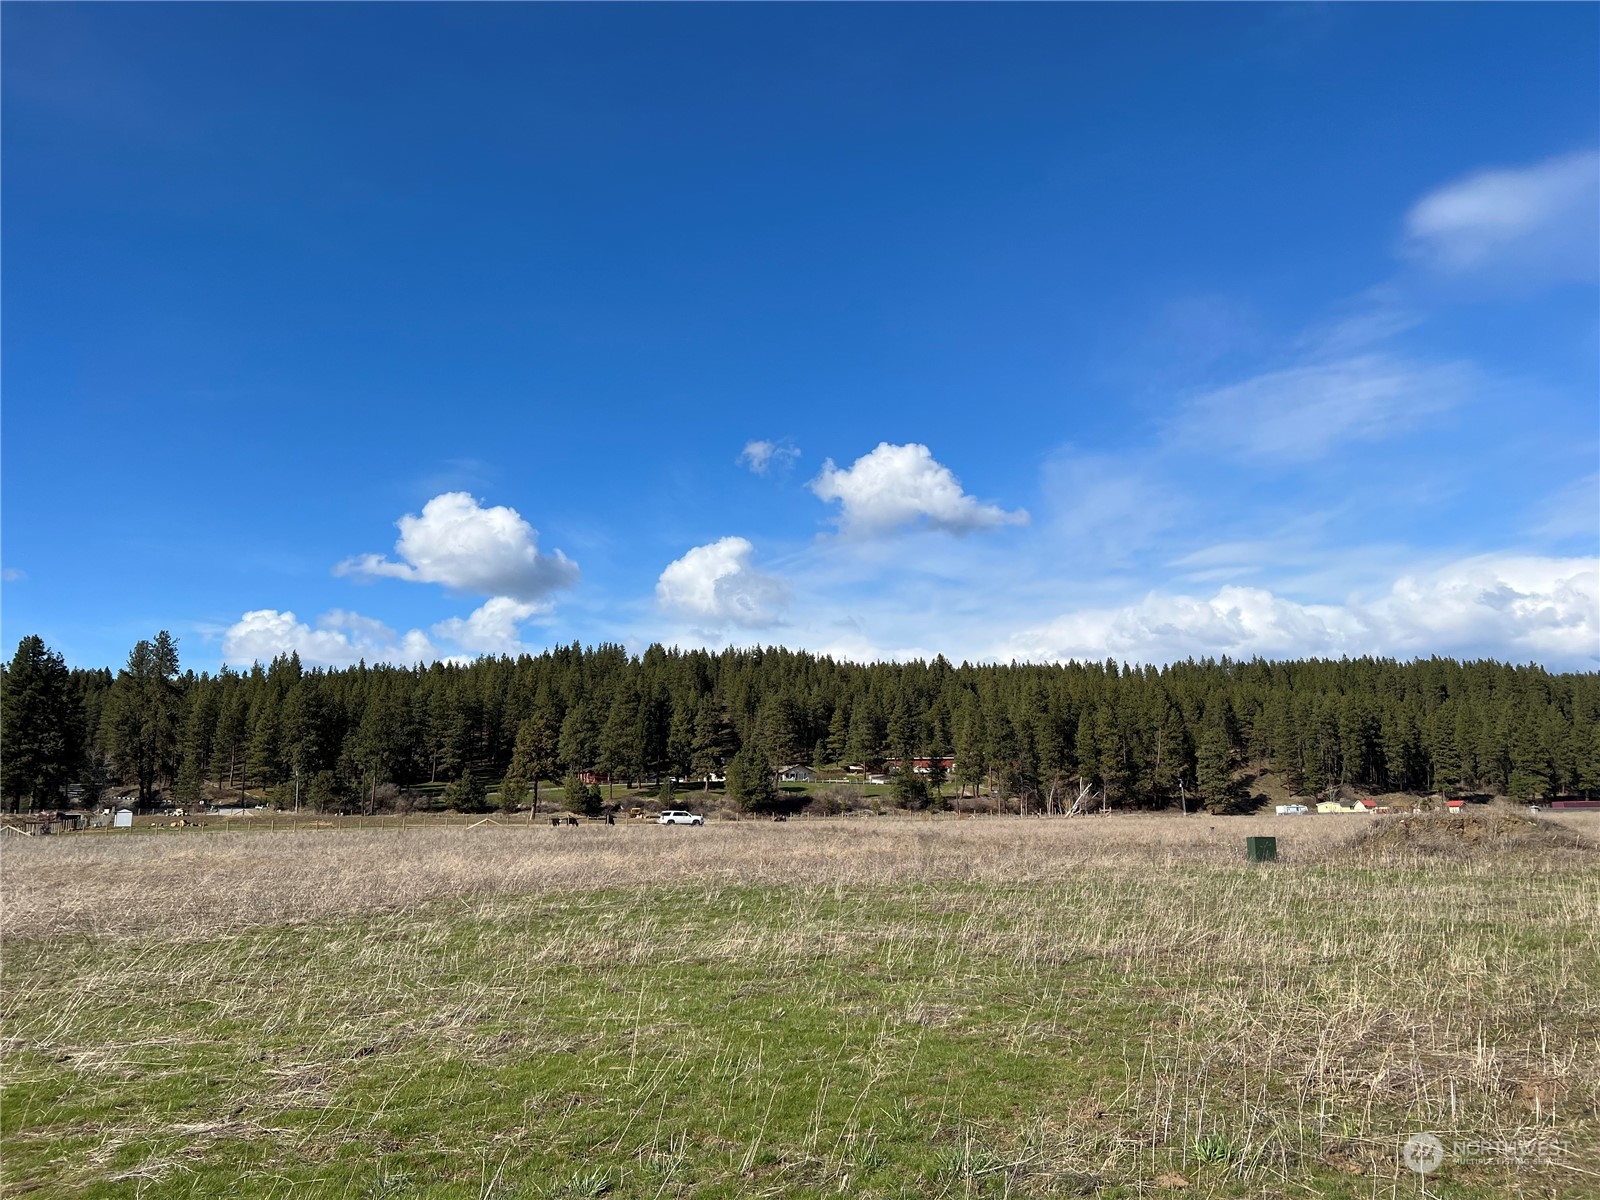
[
  {"xmin": 101, "ymin": 632, "xmax": 182, "ymax": 806},
  {"xmin": 690, "ymin": 697, "xmax": 736, "ymax": 789},
  {"xmin": 281, "ymin": 680, "xmax": 330, "ymax": 785},
  {"xmin": 886, "ymin": 693, "xmax": 917, "ymax": 763},
  {"xmin": 845, "ymin": 696, "xmax": 884, "ymax": 770},
  {"xmin": 1195, "ymin": 721, "xmax": 1234, "ymax": 813},
  {"xmin": 213, "ymin": 687, "xmax": 248, "ymax": 794},
  {"xmin": 1074, "ymin": 706, "xmax": 1100, "ymax": 795},
  {"xmin": 558, "ymin": 700, "xmax": 600, "ymax": 777},
  {"xmin": 174, "ymin": 751, "xmax": 205, "ymax": 807},
  {"xmin": 954, "ymin": 700, "xmax": 987, "ymax": 800},
  {"xmin": 1508, "ymin": 711, "xmax": 1554, "ymax": 799},
  {"xmin": 508, "ymin": 705, "xmax": 559, "ymax": 812},
  {"xmin": 1574, "ymin": 717, "xmax": 1600, "ymax": 798},
  {"xmin": 666, "ymin": 699, "xmax": 695, "ymax": 781},
  {"xmin": 247, "ymin": 698, "xmax": 284, "ymax": 789},
  {"xmin": 599, "ymin": 682, "xmax": 645, "ymax": 797},
  {"xmin": 1094, "ymin": 706, "xmax": 1128, "ymax": 805},
  {"xmin": 727, "ymin": 745, "xmax": 776, "ymax": 812},
  {"xmin": 756, "ymin": 691, "xmax": 805, "ymax": 769},
  {"xmin": 1454, "ymin": 701, "xmax": 1482, "ymax": 791},
  {"xmin": 1, "ymin": 635, "xmax": 81, "ymax": 811},
  {"xmin": 353, "ymin": 686, "xmax": 408, "ymax": 812},
  {"xmin": 1427, "ymin": 703, "xmax": 1462, "ymax": 794},
  {"xmin": 825, "ymin": 701, "xmax": 850, "ymax": 764},
  {"xmin": 1268, "ymin": 694, "xmax": 1302, "ymax": 789}
]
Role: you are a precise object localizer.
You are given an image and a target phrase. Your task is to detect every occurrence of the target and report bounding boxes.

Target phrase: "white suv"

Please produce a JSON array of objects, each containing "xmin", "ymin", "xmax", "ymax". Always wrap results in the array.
[{"xmin": 657, "ymin": 810, "xmax": 705, "ymax": 826}]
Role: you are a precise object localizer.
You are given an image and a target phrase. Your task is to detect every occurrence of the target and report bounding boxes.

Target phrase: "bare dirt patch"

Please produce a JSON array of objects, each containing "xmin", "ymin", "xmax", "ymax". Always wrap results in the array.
[{"xmin": 1350, "ymin": 810, "xmax": 1595, "ymax": 858}]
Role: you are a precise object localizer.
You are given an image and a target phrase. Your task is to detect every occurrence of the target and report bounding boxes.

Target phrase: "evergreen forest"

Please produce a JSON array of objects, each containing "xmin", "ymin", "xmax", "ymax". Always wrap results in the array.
[{"xmin": 3, "ymin": 632, "xmax": 1597, "ymax": 815}]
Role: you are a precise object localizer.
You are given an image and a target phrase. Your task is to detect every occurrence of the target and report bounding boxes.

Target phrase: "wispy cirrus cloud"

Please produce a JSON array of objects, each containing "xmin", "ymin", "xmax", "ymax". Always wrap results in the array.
[
  {"xmin": 739, "ymin": 439, "xmax": 801, "ymax": 474},
  {"xmin": 1165, "ymin": 353, "xmax": 1478, "ymax": 463},
  {"xmin": 1403, "ymin": 148, "xmax": 1599, "ymax": 283}
]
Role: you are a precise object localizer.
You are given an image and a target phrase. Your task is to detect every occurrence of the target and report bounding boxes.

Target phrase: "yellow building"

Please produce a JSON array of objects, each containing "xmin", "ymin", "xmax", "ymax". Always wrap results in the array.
[{"xmin": 1316, "ymin": 797, "xmax": 1378, "ymax": 814}]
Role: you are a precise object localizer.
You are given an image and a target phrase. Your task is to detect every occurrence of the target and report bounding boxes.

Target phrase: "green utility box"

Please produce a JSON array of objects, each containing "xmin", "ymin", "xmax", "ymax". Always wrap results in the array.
[{"xmin": 1245, "ymin": 836, "xmax": 1278, "ymax": 863}]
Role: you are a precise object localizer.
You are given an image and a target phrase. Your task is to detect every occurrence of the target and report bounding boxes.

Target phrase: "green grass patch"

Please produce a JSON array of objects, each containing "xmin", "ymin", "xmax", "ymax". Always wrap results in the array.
[{"xmin": 4, "ymin": 862, "xmax": 1596, "ymax": 1197}]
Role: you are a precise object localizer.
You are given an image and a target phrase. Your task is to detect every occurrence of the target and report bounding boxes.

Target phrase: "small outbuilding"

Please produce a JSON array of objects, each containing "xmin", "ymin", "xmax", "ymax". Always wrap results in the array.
[
  {"xmin": 1316, "ymin": 797, "xmax": 1369, "ymax": 814},
  {"xmin": 113, "ymin": 809, "xmax": 134, "ymax": 828}
]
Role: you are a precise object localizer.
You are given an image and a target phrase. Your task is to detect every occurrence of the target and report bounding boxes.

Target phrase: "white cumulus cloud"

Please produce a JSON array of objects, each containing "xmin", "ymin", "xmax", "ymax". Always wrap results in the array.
[
  {"xmin": 656, "ymin": 537, "xmax": 787, "ymax": 628},
  {"xmin": 1404, "ymin": 149, "xmax": 1599, "ymax": 281},
  {"xmin": 739, "ymin": 439, "xmax": 800, "ymax": 474},
  {"xmin": 1005, "ymin": 555, "xmax": 1599, "ymax": 669},
  {"xmin": 431, "ymin": 596, "xmax": 548, "ymax": 656},
  {"xmin": 222, "ymin": 609, "xmax": 438, "ymax": 668},
  {"xmin": 335, "ymin": 492, "xmax": 578, "ymax": 602},
  {"xmin": 810, "ymin": 442, "xmax": 1027, "ymax": 535},
  {"xmin": 1366, "ymin": 554, "xmax": 1598, "ymax": 663}
]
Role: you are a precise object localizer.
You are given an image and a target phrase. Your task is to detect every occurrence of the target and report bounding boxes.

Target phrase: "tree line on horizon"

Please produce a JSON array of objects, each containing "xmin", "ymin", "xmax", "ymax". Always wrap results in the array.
[{"xmin": 2, "ymin": 632, "xmax": 1598, "ymax": 816}]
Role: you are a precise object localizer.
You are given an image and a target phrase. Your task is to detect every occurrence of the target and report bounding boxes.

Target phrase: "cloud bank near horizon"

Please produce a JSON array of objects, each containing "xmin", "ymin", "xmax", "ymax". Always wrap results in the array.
[
  {"xmin": 220, "ymin": 551, "xmax": 1598, "ymax": 671},
  {"xmin": 1005, "ymin": 555, "xmax": 1598, "ymax": 668}
]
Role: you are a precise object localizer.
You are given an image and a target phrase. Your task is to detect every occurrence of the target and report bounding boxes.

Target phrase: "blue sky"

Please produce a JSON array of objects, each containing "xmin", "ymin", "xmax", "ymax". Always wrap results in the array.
[{"xmin": 4, "ymin": 4, "xmax": 1597, "ymax": 673}]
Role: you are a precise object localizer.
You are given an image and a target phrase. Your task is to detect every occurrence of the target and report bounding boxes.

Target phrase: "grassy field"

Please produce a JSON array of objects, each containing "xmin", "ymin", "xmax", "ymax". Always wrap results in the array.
[{"xmin": 3, "ymin": 813, "xmax": 1597, "ymax": 1198}]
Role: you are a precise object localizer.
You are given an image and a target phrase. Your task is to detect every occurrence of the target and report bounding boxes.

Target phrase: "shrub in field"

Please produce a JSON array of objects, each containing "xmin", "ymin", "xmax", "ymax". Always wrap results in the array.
[
  {"xmin": 892, "ymin": 759, "xmax": 930, "ymax": 809},
  {"xmin": 561, "ymin": 774, "xmax": 603, "ymax": 817},
  {"xmin": 442, "ymin": 769, "xmax": 489, "ymax": 813},
  {"xmin": 305, "ymin": 769, "xmax": 345, "ymax": 813},
  {"xmin": 810, "ymin": 787, "xmax": 852, "ymax": 816},
  {"xmin": 496, "ymin": 772, "xmax": 527, "ymax": 815}
]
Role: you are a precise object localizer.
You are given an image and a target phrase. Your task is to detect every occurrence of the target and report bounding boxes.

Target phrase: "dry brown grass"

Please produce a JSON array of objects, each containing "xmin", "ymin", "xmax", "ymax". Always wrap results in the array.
[
  {"xmin": 3, "ymin": 811, "xmax": 1598, "ymax": 1197},
  {"xmin": 3, "ymin": 810, "xmax": 1594, "ymax": 943}
]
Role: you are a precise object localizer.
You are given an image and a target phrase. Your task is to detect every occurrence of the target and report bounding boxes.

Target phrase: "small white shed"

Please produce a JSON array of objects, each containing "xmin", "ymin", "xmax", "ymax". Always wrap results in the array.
[{"xmin": 113, "ymin": 809, "xmax": 134, "ymax": 828}]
